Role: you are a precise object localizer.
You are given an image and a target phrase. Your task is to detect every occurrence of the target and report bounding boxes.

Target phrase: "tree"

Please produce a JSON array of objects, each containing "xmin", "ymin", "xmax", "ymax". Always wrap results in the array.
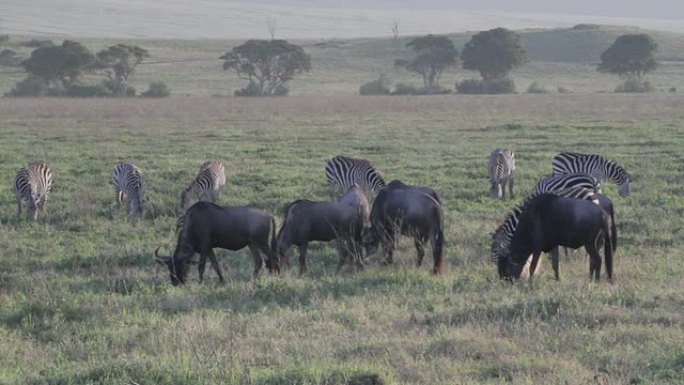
[
  {"xmin": 394, "ymin": 35, "xmax": 457, "ymax": 91},
  {"xmin": 461, "ymin": 28, "xmax": 527, "ymax": 82},
  {"xmin": 96, "ymin": 44, "xmax": 149, "ymax": 95},
  {"xmin": 391, "ymin": 18, "xmax": 399, "ymax": 41},
  {"xmin": 598, "ymin": 33, "xmax": 657, "ymax": 82},
  {"xmin": 22, "ymin": 40, "xmax": 95, "ymax": 88},
  {"xmin": 220, "ymin": 39, "xmax": 311, "ymax": 96}
]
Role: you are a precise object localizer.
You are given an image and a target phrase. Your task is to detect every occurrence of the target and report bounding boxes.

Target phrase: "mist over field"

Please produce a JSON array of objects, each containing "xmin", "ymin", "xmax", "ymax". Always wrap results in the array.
[{"xmin": 2, "ymin": 0, "xmax": 684, "ymax": 39}]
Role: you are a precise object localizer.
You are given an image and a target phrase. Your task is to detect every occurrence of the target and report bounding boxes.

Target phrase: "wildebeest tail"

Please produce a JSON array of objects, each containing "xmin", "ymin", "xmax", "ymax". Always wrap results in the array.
[
  {"xmin": 430, "ymin": 194, "xmax": 445, "ymax": 275},
  {"xmin": 602, "ymin": 213, "xmax": 613, "ymax": 282},
  {"xmin": 609, "ymin": 205, "xmax": 617, "ymax": 252},
  {"xmin": 269, "ymin": 216, "xmax": 278, "ymax": 254}
]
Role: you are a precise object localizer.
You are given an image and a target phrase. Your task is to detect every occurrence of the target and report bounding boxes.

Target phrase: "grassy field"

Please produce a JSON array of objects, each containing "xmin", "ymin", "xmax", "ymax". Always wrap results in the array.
[
  {"xmin": 0, "ymin": 94, "xmax": 683, "ymax": 384},
  {"xmin": 3, "ymin": 25, "xmax": 684, "ymax": 97}
]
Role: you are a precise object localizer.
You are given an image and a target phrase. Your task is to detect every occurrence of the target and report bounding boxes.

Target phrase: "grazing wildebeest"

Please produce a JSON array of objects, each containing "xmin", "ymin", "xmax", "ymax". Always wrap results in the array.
[
  {"xmin": 277, "ymin": 186, "xmax": 369, "ymax": 275},
  {"xmin": 496, "ymin": 193, "xmax": 614, "ymax": 283},
  {"xmin": 362, "ymin": 180, "xmax": 445, "ymax": 275},
  {"xmin": 155, "ymin": 202, "xmax": 279, "ymax": 285}
]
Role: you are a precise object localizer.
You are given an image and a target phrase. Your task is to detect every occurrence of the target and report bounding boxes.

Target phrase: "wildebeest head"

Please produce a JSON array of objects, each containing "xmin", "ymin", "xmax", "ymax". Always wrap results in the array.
[
  {"xmin": 490, "ymin": 232, "xmax": 522, "ymax": 280},
  {"xmin": 361, "ymin": 227, "xmax": 379, "ymax": 256},
  {"xmin": 155, "ymin": 246, "xmax": 191, "ymax": 286}
]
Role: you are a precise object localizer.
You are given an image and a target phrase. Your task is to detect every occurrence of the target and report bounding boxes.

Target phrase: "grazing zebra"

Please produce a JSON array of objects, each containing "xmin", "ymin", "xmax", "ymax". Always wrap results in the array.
[
  {"xmin": 532, "ymin": 173, "xmax": 601, "ymax": 195},
  {"xmin": 491, "ymin": 186, "xmax": 598, "ymax": 266},
  {"xmin": 180, "ymin": 159, "xmax": 226, "ymax": 213},
  {"xmin": 552, "ymin": 152, "xmax": 631, "ymax": 197},
  {"xmin": 112, "ymin": 163, "xmax": 144, "ymax": 216},
  {"xmin": 325, "ymin": 155, "xmax": 385, "ymax": 197},
  {"xmin": 14, "ymin": 162, "xmax": 53, "ymax": 221},
  {"xmin": 488, "ymin": 149, "xmax": 516, "ymax": 199}
]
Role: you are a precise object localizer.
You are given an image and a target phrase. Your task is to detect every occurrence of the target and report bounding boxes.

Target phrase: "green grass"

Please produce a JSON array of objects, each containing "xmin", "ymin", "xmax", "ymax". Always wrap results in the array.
[{"xmin": 0, "ymin": 94, "xmax": 683, "ymax": 384}]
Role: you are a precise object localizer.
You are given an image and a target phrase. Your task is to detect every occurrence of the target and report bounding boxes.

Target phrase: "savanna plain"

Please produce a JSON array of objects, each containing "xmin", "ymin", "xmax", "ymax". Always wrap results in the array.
[{"xmin": 1, "ymin": 92, "xmax": 683, "ymax": 384}]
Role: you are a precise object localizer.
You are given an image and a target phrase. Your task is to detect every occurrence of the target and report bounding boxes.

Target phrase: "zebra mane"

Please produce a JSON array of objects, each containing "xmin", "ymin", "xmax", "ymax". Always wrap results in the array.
[{"xmin": 491, "ymin": 186, "xmax": 596, "ymax": 263}]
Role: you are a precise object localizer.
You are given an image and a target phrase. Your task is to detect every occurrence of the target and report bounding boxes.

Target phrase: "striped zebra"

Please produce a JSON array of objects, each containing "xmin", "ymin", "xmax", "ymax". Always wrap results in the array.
[
  {"xmin": 532, "ymin": 173, "xmax": 601, "ymax": 195},
  {"xmin": 180, "ymin": 159, "xmax": 226, "ymax": 213},
  {"xmin": 325, "ymin": 155, "xmax": 385, "ymax": 197},
  {"xmin": 552, "ymin": 152, "xmax": 631, "ymax": 197},
  {"xmin": 491, "ymin": 186, "xmax": 598, "ymax": 266},
  {"xmin": 14, "ymin": 162, "xmax": 53, "ymax": 221},
  {"xmin": 488, "ymin": 148, "xmax": 516, "ymax": 199},
  {"xmin": 112, "ymin": 163, "xmax": 144, "ymax": 216}
]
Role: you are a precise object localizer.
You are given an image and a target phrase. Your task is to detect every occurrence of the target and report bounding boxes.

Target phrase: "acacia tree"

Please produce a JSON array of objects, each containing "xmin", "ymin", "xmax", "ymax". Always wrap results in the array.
[
  {"xmin": 394, "ymin": 34, "xmax": 457, "ymax": 91},
  {"xmin": 96, "ymin": 44, "xmax": 149, "ymax": 95},
  {"xmin": 461, "ymin": 28, "xmax": 527, "ymax": 83},
  {"xmin": 22, "ymin": 40, "xmax": 95, "ymax": 88},
  {"xmin": 598, "ymin": 33, "xmax": 657, "ymax": 83},
  {"xmin": 220, "ymin": 39, "xmax": 311, "ymax": 96}
]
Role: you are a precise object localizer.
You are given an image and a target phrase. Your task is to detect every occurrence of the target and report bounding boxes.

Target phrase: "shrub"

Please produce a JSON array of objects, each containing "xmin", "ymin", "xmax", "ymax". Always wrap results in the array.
[
  {"xmin": 0, "ymin": 49, "xmax": 20, "ymax": 66},
  {"xmin": 0, "ymin": 35, "xmax": 9, "ymax": 44},
  {"xmin": 359, "ymin": 76, "xmax": 390, "ymax": 95},
  {"xmin": 7, "ymin": 77, "xmax": 49, "ymax": 97},
  {"xmin": 526, "ymin": 81, "xmax": 548, "ymax": 94},
  {"xmin": 141, "ymin": 81, "xmax": 170, "ymax": 98},
  {"xmin": 557, "ymin": 86, "xmax": 572, "ymax": 94},
  {"xmin": 615, "ymin": 79, "xmax": 654, "ymax": 93},
  {"xmin": 234, "ymin": 81, "xmax": 262, "ymax": 97},
  {"xmin": 67, "ymin": 83, "xmax": 115, "ymax": 97},
  {"xmin": 21, "ymin": 39, "xmax": 53, "ymax": 47},
  {"xmin": 456, "ymin": 78, "xmax": 516, "ymax": 94},
  {"xmin": 668, "ymin": 87, "xmax": 677, "ymax": 93},
  {"xmin": 392, "ymin": 83, "xmax": 418, "ymax": 95}
]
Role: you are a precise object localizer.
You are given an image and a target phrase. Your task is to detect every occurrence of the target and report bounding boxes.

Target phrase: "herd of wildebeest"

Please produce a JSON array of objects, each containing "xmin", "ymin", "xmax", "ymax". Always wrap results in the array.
[{"xmin": 12, "ymin": 151, "xmax": 630, "ymax": 286}]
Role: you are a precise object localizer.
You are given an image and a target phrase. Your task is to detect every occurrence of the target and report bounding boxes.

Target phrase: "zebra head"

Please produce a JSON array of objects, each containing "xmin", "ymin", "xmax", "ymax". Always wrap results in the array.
[{"xmin": 606, "ymin": 161, "xmax": 630, "ymax": 197}]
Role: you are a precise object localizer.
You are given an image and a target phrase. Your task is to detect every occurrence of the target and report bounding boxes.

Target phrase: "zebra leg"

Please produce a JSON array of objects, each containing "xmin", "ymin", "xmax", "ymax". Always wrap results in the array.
[
  {"xmin": 207, "ymin": 249, "xmax": 225, "ymax": 284},
  {"xmin": 508, "ymin": 178, "xmax": 515, "ymax": 199},
  {"xmin": 27, "ymin": 199, "xmax": 38, "ymax": 222},
  {"xmin": 16, "ymin": 196, "xmax": 22, "ymax": 217},
  {"xmin": 298, "ymin": 243, "xmax": 309, "ymax": 276},
  {"xmin": 414, "ymin": 238, "xmax": 425, "ymax": 267},
  {"xmin": 551, "ymin": 247, "xmax": 560, "ymax": 281},
  {"xmin": 248, "ymin": 245, "xmax": 263, "ymax": 279}
]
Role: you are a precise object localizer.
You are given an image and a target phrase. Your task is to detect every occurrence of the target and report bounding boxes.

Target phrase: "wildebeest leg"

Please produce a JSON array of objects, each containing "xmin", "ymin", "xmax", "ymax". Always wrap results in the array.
[
  {"xmin": 198, "ymin": 254, "xmax": 208, "ymax": 282},
  {"xmin": 528, "ymin": 251, "xmax": 542, "ymax": 279},
  {"xmin": 414, "ymin": 238, "xmax": 425, "ymax": 267},
  {"xmin": 352, "ymin": 241, "xmax": 364, "ymax": 272},
  {"xmin": 248, "ymin": 245, "xmax": 263, "ymax": 279},
  {"xmin": 298, "ymin": 243, "xmax": 309, "ymax": 276},
  {"xmin": 550, "ymin": 247, "xmax": 560, "ymax": 281},
  {"xmin": 335, "ymin": 240, "xmax": 349, "ymax": 274},
  {"xmin": 207, "ymin": 249, "xmax": 225, "ymax": 283},
  {"xmin": 586, "ymin": 243, "xmax": 602, "ymax": 281}
]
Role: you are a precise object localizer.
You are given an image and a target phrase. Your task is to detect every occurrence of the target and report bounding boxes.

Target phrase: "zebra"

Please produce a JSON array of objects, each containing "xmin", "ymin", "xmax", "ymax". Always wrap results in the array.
[
  {"xmin": 112, "ymin": 163, "xmax": 144, "ymax": 216},
  {"xmin": 180, "ymin": 159, "xmax": 226, "ymax": 213},
  {"xmin": 14, "ymin": 162, "xmax": 53, "ymax": 221},
  {"xmin": 491, "ymin": 186, "xmax": 598, "ymax": 266},
  {"xmin": 325, "ymin": 155, "xmax": 385, "ymax": 197},
  {"xmin": 488, "ymin": 148, "xmax": 516, "ymax": 199},
  {"xmin": 552, "ymin": 152, "xmax": 631, "ymax": 197},
  {"xmin": 532, "ymin": 172, "xmax": 602, "ymax": 195}
]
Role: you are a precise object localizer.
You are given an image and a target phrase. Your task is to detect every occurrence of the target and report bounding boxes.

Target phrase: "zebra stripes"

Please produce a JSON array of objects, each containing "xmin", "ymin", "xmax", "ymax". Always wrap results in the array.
[
  {"xmin": 491, "ymin": 186, "xmax": 597, "ymax": 264},
  {"xmin": 552, "ymin": 152, "xmax": 631, "ymax": 197},
  {"xmin": 14, "ymin": 162, "xmax": 53, "ymax": 221},
  {"xmin": 532, "ymin": 173, "xmax": 601, "ymax": 195},
  {"xmin": 180, "ymin": 159, "xmax": 226, "ymax": 213},
  {"xmin": 112, "ymin": 163, "xmax": 144, "ymax": 216},
  {"xmin": 325, "ymin": 155, "xmax": 385, "ymax": 196},
  {"xmin": 488, "ymin": 149, "xmax": 516, "ymax": 199}
]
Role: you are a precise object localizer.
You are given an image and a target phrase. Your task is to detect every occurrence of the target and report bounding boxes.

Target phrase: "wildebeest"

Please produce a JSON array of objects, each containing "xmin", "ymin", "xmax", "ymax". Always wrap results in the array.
[
  {"xmin": 155, "ymin": 202, "xmax": 279, "ymax": 285},
  {"xmin": 496, "ymin": 193, "xmax": 614, "ymax": 283},
  {"xmin": 362, "ymin": 180, "xmax": 445, "ymax": 275},
  {"xmin": 277, "ymin": 186, "xmax": 370, "ymax": 275}
]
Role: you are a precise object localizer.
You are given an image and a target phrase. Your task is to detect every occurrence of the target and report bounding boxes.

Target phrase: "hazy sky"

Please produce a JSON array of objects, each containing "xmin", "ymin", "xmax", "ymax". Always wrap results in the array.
[{"xmin": 279, "ymin": 0, "xmax": 684, "ymax": 20}]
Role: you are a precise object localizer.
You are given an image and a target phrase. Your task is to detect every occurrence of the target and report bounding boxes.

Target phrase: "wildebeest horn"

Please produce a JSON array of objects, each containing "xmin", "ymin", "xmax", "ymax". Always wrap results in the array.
[{"xmin": 154, "ymin": 246, "xmax": 170, "ymax": 264}]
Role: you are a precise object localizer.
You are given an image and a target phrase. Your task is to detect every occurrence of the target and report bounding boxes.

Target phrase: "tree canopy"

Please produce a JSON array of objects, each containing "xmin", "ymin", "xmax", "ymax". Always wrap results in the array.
[
  {"xmin": 598, "ymin": 33, "xmax": 657, "ymax": 81},
  {"xmin": 394, "ymin": 35, "xmax": 457, "ymax": 90},
  {"xmin": 97, "ymin": 44, "xmax": 149, "ymax": 95},
  {"xmin": 220, "ymin": 40, "xmax": 311, "ymax": 96},
  {"xmin": 22, "ymin": 40, "xmax": 95, "ymax": 88},
  {"xmin": 461, "ymin": 28, "xmax": 527, "ymax": 82}
]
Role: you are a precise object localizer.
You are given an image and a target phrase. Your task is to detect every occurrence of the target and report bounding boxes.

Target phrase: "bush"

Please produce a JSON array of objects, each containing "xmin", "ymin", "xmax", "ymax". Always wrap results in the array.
[
  {"xmin": 526, "ymin": 81, "xmax": 548, "ymax": 94},
  {"xmin": 6, "ymin": 77, "xmax": 50, "ymax": 97},
  {"xmin": 392, "ymin": 83, "xmax": 418, "ymax": 95},
  {"xmin": 21, "ymin": 39, "xmax": 53, "ymax": 48},
  {"xmin": 0, "ymin": 49, "xmax": 20, "ymax": 66},
  {"xmin": 456, "ymin": 78, "xmax": 516, "ymax": 94},
  {"xmin": 359, "ymin": 76, "xmax": 390, "ymax": 95},
  {"xmin": 668, "ymin": 87, "xmax": 677, "ymax": 93},
  {"xmin": 455, "ymin": 79, "xmax": 484, "ymax": 94},
  {"xmin": 67, "ymin": 83, "xmax": 116, "ymax": 97},
  {"xmin": 615, "ymin": 79, "xmax": 654, "ymax": 93},
  {"xmin": 486, "ymin": 78, "xmax": 516, "ymax": 94},
  {"xmin": 141, "ymin": 81, "xmax": 170, "ymax": 98},
  {"xmin": 234, "ymin": 81, "xmax": 262, "ymax": 97},
  {"xmin": 557, "ymin": 86, "xmax": 572, "ymax": 94}
]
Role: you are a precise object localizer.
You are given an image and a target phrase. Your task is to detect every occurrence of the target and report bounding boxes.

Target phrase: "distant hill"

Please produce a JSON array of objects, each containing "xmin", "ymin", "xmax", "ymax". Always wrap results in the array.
[{"xmin": 339, "ymin": 25, "xmax": 684, "ymax": 64}]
